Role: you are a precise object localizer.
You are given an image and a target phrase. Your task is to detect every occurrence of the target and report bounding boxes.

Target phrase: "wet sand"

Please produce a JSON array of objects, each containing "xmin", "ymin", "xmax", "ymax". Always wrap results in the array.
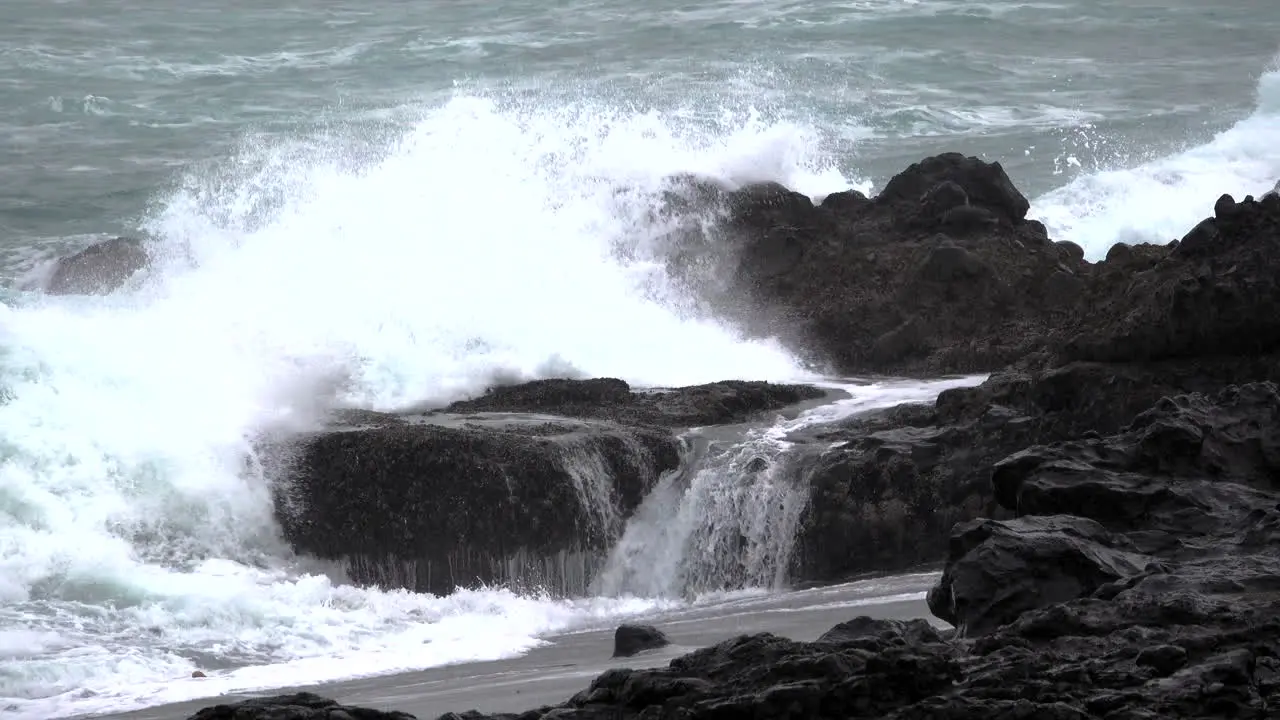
[{"xmin": 96, "ymin": 572, "xmax": 942, "ymax": 720}]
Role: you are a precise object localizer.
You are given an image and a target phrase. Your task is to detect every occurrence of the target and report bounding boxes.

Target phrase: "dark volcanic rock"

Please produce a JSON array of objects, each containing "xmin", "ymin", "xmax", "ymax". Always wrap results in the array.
[
  {"xmin": 613, "ymin": 624, "xmax": 670, "ymax": 658},
  {"xmin": 1062, "ymin": 192, "xmax": 1280, "ymax": 364},
  {"xmin": 274, "ymin": 379, "xmax": 825, "ymax": 595},
  {"xmin": 444, "ymin": 378, "xmax": 827, "ymax": 428},
  {"xmin": 276, "ymin": 418, "xmax": 679, "ymax": 596},
  {"xmin": 877, "ymin": 153, "xmax": 1031, "ymax": 225},
  {"xmin": 694, "ymin": 153, "xmax": 1074, "ymax": 376},
  {"xmin": 46, "ymin": 236, "xmax": 150, "ymax": 295},
  {"xmin": 665, "ymin": 154, "xmax": 1280, "ymax": 381},
  {"xmin": 348, "ymin": 385, "xmax": 1276, "ymax": 720},
  {"xmin": 930, "ymin": 382, "xmax": 1280, "ymax": 637},
  {"xmin": 188, "ymin": 692, "xmax": 414, "ymax": 720},
  {"xmin": 793, "ymin": 353, "xmax": 1280, "ymax": 583}
]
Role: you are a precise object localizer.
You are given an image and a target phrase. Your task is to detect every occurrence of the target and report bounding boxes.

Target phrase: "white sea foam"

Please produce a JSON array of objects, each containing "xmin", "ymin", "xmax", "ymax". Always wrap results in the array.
[
  {"xmin": 0, "ymin": 96, "xmax": 848, "ymax": 718},
  {"xmin": 1031, "ymin": 63, "xmax": 1280, "ymax": 259}
]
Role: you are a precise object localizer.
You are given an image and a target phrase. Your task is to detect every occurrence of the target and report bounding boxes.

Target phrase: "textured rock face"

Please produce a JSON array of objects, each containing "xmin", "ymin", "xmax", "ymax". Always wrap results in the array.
[
  {"xmin": 613, "ymin": 624, "xmax": 670, "ymax": 658},
  {"xmin": 277, "ymin": 418, "xmax": 680, "ymax": 596},
  {"xmin": 930, "ymin": 382, "xmax": 1280, "ymax": 637},
  {"xmin": 45, "ymin": 236, "xmax": 151, "ymax": 295},
  {"xmin": 272, "ymin": 380, "xmax": 824, "ymax": 595},
  {"xmin": 665, "ymin": 152, "xmax": 1075, "ymax": 376},
  {"xmin": 188, "ymin": 692, "xmax": 414, "ymax": 720},
  {"xmin": 660, "ymin": 156, "xmax": 1280, "ymax": 381}
]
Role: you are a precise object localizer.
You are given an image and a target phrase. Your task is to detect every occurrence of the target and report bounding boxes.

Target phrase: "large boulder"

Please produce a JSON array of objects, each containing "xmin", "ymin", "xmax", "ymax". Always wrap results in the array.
[
  {"xmin": 1061, "ymin": 192, "xmax": 1280, "ymax": 363},
  {"xmin": 682, "ymin": 154, "xmax": 1080, "ymax": 376},
  {"xmin": 656, "ymin": 156, "xmax": 1280, "ymax": 381},
  {"xmin": 188, "ymin": 693, "xmax": 412, "ymax": 720},
  {"xmin": 276, "ymin": 417, "xmax": 680, "ymax": 596},
  {"xmin": 272, "ymin": 379, "xmax": 824, "ymax": 595},
  {"xmin": 45, "ymin": 236, "xmax": 151, "ymax": 295},
  {"xmin": 929, "ymin": 383, "xmax": 1280, "ymax": 637}
]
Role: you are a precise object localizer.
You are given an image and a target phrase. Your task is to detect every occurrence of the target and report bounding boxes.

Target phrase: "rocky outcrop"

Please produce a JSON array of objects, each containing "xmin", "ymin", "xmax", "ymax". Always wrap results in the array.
[
  {"xmin": 666, "ymin": 152, "xmax": 1078, "ymax": 375},
  {"xmin": 45, "ymin": 235, "xmax": 150, "ymax": 295},
  {"xmin": 189, "ymin": 692, "xmax": 413, "ymax": 720},
  {"xmin": 781, "ymin": 185, "xmax": 1280, "ymax": 582},
  {"xmin": 369, "ymin": 385, "xmax": 1279, "ymax": 719},
  {"xmin": 272, "ymin": 380, "xmax": 824, "ymax": 596},
  {"xmin": 672, "ymin": 154, "xmax": 1280, "ymax": 380},
  {"xmin": 276, "ymin": 416, "xmax": 679, "ymax": 596},
  {"xmin": 930, "ymin": 382, "xmax": 1280, "ymax": 637},
  {"xmin": 194, "ymin": 157, "xmax": 1280, "ymax": 720},
  {"xmin": 613, "ymin": 624, "xmax": 670, "ymax": 658},
  {"xmin": 791, "ymin": 354, "xmax": 1280, "ymax": 582},
  {"xmin": 1058, "ymin": 191, "xmax": 1280, "ymax": 364}
]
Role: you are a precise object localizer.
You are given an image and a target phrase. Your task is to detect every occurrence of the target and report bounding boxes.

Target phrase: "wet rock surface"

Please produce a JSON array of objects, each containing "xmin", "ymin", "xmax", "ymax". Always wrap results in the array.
[
  {"xmin": 612, "ymin": 624, "xmax": 670, "ymax": 658},
  {"xmin": 276, "ymin": 417, "xmax": 680, "ymax": 596},
  {"xmin": 45, "ymin": 235, "xmax": 151, "ymax": 295},
  {"xmin": 188, "ymin": 692, "xmax": 415, "ymax": 720},
  {"xmin": 271, "ymin": 379, "xmax": 824, "ymax": 595},
  {"xmin": 441, "ymin": 378, "xmax": 829, "ymax": 428},
  {"xmin": 659, "ymin": 154, "xmax": 1280, "ymax": 381},
  {"xmin": 199, "ymin": 155, "xmax": 1280, "ymax": 719},
  {"xmin": 408, "ymin": 385, "xmax": 1273, "ymax": 719}
]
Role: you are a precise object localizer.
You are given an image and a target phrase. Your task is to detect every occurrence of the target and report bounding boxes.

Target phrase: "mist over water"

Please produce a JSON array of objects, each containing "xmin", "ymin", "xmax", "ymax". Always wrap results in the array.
[{"xmin": 1, "ymin": 0, "xmax": 1279, "ymax": 716}]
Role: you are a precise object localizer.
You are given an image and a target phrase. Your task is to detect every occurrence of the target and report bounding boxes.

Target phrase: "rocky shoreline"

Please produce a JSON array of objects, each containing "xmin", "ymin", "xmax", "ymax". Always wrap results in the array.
[{"xmin": 53, "ymin": 151, "xmax": 1280, "ymax": 717}]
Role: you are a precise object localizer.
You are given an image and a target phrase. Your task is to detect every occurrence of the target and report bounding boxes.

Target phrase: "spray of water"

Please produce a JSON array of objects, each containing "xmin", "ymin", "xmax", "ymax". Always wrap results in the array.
[
  {"xmin": 1031, "ymin": 62, "xmax": 1280, "ymax": 258},
  {"xmin": 0, "ymin": 96, "xmax": 848, "ymax": 718}
]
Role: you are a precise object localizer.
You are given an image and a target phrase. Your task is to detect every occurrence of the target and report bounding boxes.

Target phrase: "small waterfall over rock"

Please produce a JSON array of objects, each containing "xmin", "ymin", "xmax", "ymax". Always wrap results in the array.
[
  {"xmin": 591, "ymin": 423, "xmax": 810, "ymax": 598},
  {"xmin": 593, "ymin": 377, "xmax": 989, "ymax": 599}
]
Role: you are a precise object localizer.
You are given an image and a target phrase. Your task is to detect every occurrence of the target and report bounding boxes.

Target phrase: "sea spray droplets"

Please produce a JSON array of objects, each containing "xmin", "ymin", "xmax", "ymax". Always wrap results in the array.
[
  {"xmin": 1031, "ymin": 64, "xmax": 1280, "ymax": 259},
  {"xmin": 2, "ymin": 95, "xmax": 848, "ymax": 716}
]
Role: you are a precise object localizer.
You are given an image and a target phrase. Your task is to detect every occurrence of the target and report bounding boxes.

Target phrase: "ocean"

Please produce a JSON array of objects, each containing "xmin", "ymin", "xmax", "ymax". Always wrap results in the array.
[{"xmin": 1, "ymin": 0, "xmax": 1278, "ymax": 717}]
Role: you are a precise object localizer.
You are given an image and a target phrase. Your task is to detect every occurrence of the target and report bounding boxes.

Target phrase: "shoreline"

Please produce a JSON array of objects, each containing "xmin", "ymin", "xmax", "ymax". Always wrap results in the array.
[{"xmin": 83, "ymin": 575, "xmax": 941, "ymax": 720}]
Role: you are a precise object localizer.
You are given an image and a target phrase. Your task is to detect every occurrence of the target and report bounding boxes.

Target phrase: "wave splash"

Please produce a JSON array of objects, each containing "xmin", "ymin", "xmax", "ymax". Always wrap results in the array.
[
  {"xmin": 1031, "ymin": 61, "xmax": 1280, "ymax": 258},
  {"xmin": 0, "ymin": 97, "xmax": 848, "ymax": 718},
  {"xmin": 5, "ymin": 60, "xmax": 1279, "ymax": 719}
]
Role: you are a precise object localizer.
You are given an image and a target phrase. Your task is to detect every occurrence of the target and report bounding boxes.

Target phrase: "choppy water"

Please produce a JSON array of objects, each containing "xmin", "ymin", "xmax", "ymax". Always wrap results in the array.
[{"xmin": 1, "ymin": 1, "xmax": 1278, "ymax": 717}]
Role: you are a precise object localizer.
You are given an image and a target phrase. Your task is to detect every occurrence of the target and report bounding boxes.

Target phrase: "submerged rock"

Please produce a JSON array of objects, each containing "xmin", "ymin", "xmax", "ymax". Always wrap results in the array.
[
  {"xmin": 45, "ymin": 236, "xmax": 150, "ymax": 295},
  {"xmin": 612, "ymin": 624, "xmax": 669, "ymax": 657}
]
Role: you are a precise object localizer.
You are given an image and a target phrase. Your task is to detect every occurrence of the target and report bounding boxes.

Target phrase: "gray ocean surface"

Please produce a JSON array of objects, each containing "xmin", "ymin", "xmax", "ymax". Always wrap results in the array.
[
  {"xmin": 3, "ymin": 0, "xmax": 1279, "ymax": 260},
  {"xmin": 1, "ymin": 1, "xmax": 1279, "ymax": 718}
]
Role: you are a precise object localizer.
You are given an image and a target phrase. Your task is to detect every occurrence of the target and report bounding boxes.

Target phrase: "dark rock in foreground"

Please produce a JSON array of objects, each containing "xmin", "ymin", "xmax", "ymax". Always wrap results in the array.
[
  {"xmin": 189, "ymin": 692, "xmax": 414, "ymax": 720},
  {"xmin": 45, "ymin": 236, "xmax": 150, "ymax": 295},
  {"xmin": 930, "ymin": 382, "xmax": 1280, "ymax": 638},
  {"xmin": 613, "ymin": 624, "xmax": 670, "ymax": 658},
  {"xmin": 272, "ymin": 380, "xmax": 824, "ymax": 595},
  {"xmin": 457, "ymin": 386, "xmax": 1278, "ymax": 718}
]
